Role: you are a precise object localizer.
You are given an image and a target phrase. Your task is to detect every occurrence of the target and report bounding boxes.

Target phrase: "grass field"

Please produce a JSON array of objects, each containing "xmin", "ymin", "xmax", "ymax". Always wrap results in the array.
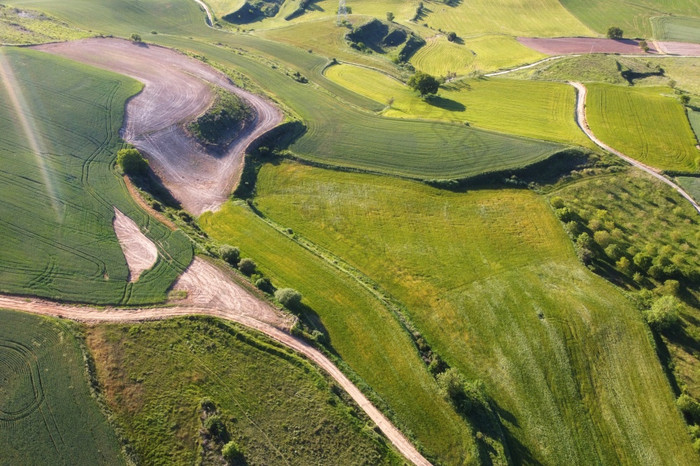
[
  {"xmin": 689, "ymin": 108, "xmax": 700, "ymax": 141},
  {"xmin": 325, "ymin": 63, "xmax": 592, "ymax": 147},
  {"xmin": 410, "ymin": 34, "xmax": 546, "ymax": 76},
  {"xmin": 0, "ymin": 48, "xmax": 192, "ymax": 304},
  {"xmin": 0, "ymin": 309, "xmax": 123, "ymax": 464},
  {"xmin": 205, "ymin": 0, "xmax": 245, "ymax": 20},
  {"xmin": 560, "ymin": 0, "xmax": 700, "ymax": 38},
  {"xmin": 652, "ymin": 16, "xmax": 700, "ymax": 43},
  {"xmin": 586, "ymin": 84, "xmax": 699, "ymax": 172},
  {"xmin": 249, "ymin": 160, "xmax": 698, "ymax": 465},
  {"xmin": 678, "ymin": 176, "xmax": 700, "ymax": 202},
  {"xmin": 200, "ymin": 202, "xmax": 476, "ymax": 464},
  {"xmin": 87, "ymin": 317, "xmax": 402, "ymax": 465},
  {"xmin": 0, "ymin": 4, "xmax": 92, "ymax": 45}
]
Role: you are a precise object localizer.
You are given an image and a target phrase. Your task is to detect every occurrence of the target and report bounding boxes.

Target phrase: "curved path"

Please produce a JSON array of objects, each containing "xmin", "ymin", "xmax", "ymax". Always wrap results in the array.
[
  {"xmin": 0, "ymin": 258, "xmax": 430, "ymax": 466},
  {"xmin": 34, "ymin": 38, "xmax": 282, "ymax": 215},
  {"xmin": 569, "ymin": 81, "xmax": 700, "ymax": 214}
]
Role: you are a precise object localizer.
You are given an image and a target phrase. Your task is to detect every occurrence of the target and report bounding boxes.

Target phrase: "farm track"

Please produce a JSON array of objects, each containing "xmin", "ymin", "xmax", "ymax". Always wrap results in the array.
[
  {"xmin": 0, "ymin": 258, "xmax": 431, "ymax": 466},
  {"xmin": 569, "ymin": 81, "xmax": 700, "ymax": 213},
  {"xmin": 33, "ymin": 38, "xmax": 283, "ymax": 215}
]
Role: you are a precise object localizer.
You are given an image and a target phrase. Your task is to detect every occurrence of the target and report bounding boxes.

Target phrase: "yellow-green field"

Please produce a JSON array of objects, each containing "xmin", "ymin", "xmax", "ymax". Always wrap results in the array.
[
  {"xmin": 249, "ymin": 160, "xmax": 698, "ymax": 465},
  {"xmin": 586, "ymin": 84, "xmax": 700, "ymax": 172},
  {"xmin": 325, "ymin": 63, "xmax": 592, "ymax": 147}
]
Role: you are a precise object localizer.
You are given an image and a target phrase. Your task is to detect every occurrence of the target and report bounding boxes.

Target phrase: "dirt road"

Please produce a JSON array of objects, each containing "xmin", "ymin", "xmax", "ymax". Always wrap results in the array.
[
  {"xmin": 0, "ymin": 257, "xmax": 431, "ymax": 466},
  {"xmin": 569, "ymin": 81, "xmax": 700, "ymax": 214},
  {"xmin": 34, "ymin": 38, "xmax": 282, "ymax": 215}
]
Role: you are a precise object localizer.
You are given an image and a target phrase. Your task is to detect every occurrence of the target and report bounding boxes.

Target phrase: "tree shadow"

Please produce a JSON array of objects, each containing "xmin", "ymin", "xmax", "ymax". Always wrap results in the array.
[
  {"xmin": 294, "ymin": 302, "xmax": 336, "ymax": 353},
  {"xmin": 425, "ymin": 95, "xmax": 465, "ymax": 112}
]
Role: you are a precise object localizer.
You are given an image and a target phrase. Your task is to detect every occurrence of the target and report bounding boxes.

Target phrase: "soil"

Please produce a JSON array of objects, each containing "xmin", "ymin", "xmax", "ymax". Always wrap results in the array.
[
  {"xmin": 518, "ymin": 37, "xmax": 659, "ymax": 55},
  {"xmin": 33, "ymin": 38, "xmax": 283, "ymax": 215},
  {"xmin": 112, "ymin": 207, "xmax": 159, "ymax": 282}
]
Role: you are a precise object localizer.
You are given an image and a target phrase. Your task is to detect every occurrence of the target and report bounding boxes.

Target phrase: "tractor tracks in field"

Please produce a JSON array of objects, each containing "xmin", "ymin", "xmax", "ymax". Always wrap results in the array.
[{"xmin": 569, "ymin": 81, "xmax": 700, "ymax": 214}]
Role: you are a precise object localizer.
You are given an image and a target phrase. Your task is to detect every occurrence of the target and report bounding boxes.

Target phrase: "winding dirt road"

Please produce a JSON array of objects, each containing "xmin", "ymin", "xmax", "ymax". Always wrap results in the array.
[
  {"xmin": 0, "ymin": 257, "xmax": 430, "ymax": 465},
  {"xmin": 34, "ymin": 38, "xmax": 282, "ymax": 215},
  {"xmin": 569, "ymin": 81, "xmax": 700, "ymax": 214}
]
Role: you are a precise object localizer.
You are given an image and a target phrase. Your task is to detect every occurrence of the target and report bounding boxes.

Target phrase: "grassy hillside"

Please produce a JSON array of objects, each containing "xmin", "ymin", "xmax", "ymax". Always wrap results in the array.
[
  {"xmin": 586, "ymin": 84, "xmax": 699, "ymax": 172},
  {"xmin": 325, "ymin": 63, "xmax": 592, "ymax": 147},
  {"xmin": 560, "ymin": 0, "xmax": 700, "ymax": 38},
  {"xmin": 87, "ymin": 317, "xmax": 402, "ymax": 465},
  {"xmin": 0, "ymin": 4, "xmax": 91, "ymax": 44},
  {"xmin": 652, "ymin": 16, "xmax": 700, "ymax": 43},
  {"xmin": 249, "ymin": 160, "xmax": 698, "ymax": 465},
  {"xmin": 0, "ymin": 48, "xmax": 192, "ymax": 304},
  {"xmin": 200, "ymin": 202, "xmax": 477, "ymax": 464},
  {"xmin": 0, "ymin": 309, "xmax": 123, "ymax": 464}
]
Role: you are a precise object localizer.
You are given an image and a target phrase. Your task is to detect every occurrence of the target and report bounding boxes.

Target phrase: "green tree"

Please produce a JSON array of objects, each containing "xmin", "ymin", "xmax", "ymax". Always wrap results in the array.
[
  {"xmin": 238, "ymin": 258, "xmax": 256, "ymax": 276},
  {"xmin": 644, "ymin": 295, "xmax": 682, "ymax": 331},
  {"xmin": 680, "ymin": 94, "xmax": 690, "ymax": 106},
  {"xmin": 222, "ymin": 440, "xmax": 244, "ymax": 464},
  {"xmin": 607, "ymin": 27, "xmax": 623, "ymax": 39},
  {"xmin": 219, "ymin": 245, "xmax": 240, "ymax": 266},
  {"xmin": 386, "ymin": 12, "xmax": 395, "ymax": 22},
  {"xmin": 275, "ymin": 288, "xmax": 302, "ymax": 310},
  {"xmin": 130, "ymin": 33, "xmax": 142, "ymax": 42},
  {"xmin": 116, "ymin": 148, "xmax": 149, "ymax": 176},
  {"xmin": 407, "ymin": 71, "xmax": 440, "ymax": 97}
]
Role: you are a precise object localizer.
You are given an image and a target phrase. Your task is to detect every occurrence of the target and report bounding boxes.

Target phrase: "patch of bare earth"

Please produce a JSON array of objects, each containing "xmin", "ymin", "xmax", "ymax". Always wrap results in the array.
[
  {"xmin": 113, "ymin": 207, "xmax": 158, "ymax": 282},
  {"xmin": 518, "ymin": 37, "xmax": 659, "ymax": 55},
  {"xmin": 34, "ymin": 38, "xmax": 282, "ymax": 215}
]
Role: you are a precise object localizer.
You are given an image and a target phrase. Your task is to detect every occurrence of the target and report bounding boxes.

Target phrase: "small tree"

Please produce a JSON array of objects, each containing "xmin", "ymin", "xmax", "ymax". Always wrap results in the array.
[
  {"xmin": 407, "ymin": 71, "xmax": 440, "ymax": 97},
  {"xmin": 275, "ymin": 288, "xmax": 302, "ymax": 310},
  {"xmin": 607, "ymin": 27, "xmax": 623, "ymax": 39},
  {"xmin": 446, "ymin": 31, "xmax": 457, "ymax": 42},
  {"xmin": 222, "ymin": 440, "xmax": 244, "ymax": 464},
  {"xmin": 644, "ymin": 295, "xmax": 681, "ymax": 331},
  {"xmin": 680, "ymin": 94, "xmax": 690, "ymax": 106},
  {"xmin": 386, "ymin": 12, "xmax": 395, "ymax": 22},
  {"xmin": 238, "ymin": 258, "xmax": 256, "ymax": 276},
  {"xmin": 130, "ymin": 33, "xmax": 142, "ymax": 42},
  {"xmin": 639, "ymin": 39, "xmax": 649, "ymax": 52},
  {"xmin": 116, "ymin": 148, "xmax": 149, "ymax": 176},
  {"xmin": 219, "ymin": 245, "xmax": 240, "ymax": 266}
]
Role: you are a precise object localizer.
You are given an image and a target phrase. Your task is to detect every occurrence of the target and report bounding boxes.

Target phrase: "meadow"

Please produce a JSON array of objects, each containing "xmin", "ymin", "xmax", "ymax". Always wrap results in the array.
[
  {"xmin": 0, "ymin": 309, "xmax": 123, "ymax": 464},
  {"xmin": 560, "ymin": 0, "xmax": 700, "ymax": 38},
  {"xmin": 0, "ymin": 4, "xmax": 91, "ymax": 45},
  {"xmin": 249, "ymin": 160, "xmax": 697, "ymax": 465},
  {"xmin": 0, "ymin": 48, "xmax": 192, "ymax": 304},
  {"xmin": 586, "ymin": 84, "xmax": 699, "ymax": 172},
  {"xmin": 678, "ymin": 177, "xmax": 700, "ymax": 202},
  {"xmin": 652, "ymin": 16, "xmax": 700, "ymax": 43},
  {"xmin": 87, "ymin": 317, "xmax": 402, "ymax": 465},
  {"xmin": 200, "ymin": 202, "xmax": 477, "ymax": 465},
  {"xmin": 325, "ymin": 63, "xmax": 592, "ymax": 147}
]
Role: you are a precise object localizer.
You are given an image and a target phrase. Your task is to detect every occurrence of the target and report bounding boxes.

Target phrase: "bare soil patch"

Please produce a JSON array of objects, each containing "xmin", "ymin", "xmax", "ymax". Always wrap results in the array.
[
  {"xmin": 518, "ymin": 37, "xmax": 659, "ymax": 55},
  {"xmin": 34, "ymin": 38, "xmax": 282, "ymax": 215},
  {"xmin": 112, "ymin": 207, "xmax": 158, "ymax": 282}
]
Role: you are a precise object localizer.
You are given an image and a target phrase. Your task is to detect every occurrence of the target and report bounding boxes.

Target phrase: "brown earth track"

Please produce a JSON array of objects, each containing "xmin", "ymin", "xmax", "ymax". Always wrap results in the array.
[
  {"xmin": 112, "ymin": 207, "xmax": 159, "ymax": 282},
  {"xmin": 0, "ymin": 257, "xmax": 431, "ymax": 466},
  {"xmin": 33, "ymin": 38, "xmax": 283, "ymax": 215}
]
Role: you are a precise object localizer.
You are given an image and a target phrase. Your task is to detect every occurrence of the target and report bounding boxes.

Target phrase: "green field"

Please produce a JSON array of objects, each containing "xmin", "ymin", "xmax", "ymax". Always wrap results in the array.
[
  {"xmin": 0, "ymin": 48, "xmax": 192, "ymax": 304},
  {"xmin": 87, "ymin": 317, "xmax": 402, "ymax": 465},
  {"xmin": 248, "ymin": 160, "xmax": 697, "ymax": 465},
  {"xmin": 586, "ymin": 84, "xmax": 699, "ymax": 172},
  {"xmin": 678, "ymin": 176, "xmax": 700, "ymax": 202},
  {"xmin": 560, "ymin": 0, "xmax": 700, "ymax": 38},
  {"xmin": 0, "ymin": 309, "xmax": 123, "ymax": 464},
  {"xmin": 652, "ymin": 16, "xmax": 700, "ymax": 43},
  {"xmin": 200, "ymin": 202, "xmax": 476, "ymax": 464},
  {"xmin": 0, "ymin": 4, "xmax": 92, "ymax": 45},
  {"xmin": 325, "ymin": 63, "xmax": 592, "ymax": 147}
]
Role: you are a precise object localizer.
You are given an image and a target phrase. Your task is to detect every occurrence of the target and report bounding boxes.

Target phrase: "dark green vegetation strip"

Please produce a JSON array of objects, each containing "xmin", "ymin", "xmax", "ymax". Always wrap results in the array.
[
  {"xmin": 187, "ymin": 87, "xmax": 252, "ymax": 149},
  {"xmin": 200, "ymin": 202, "xmax": 476, "ymax": 464},
  {"xmin": 87, "ymin": 317, "xmax": 402, "ymax": 465},
  {"xmin": 250, "ymin": 160, "xmax": 697, "ymax": 464},
  {"xmin": 0, "ymin": 309, "xmax": 123, "ymax": 464},
  {"xmin": 0, "ymin": 48, "xmax": 192, "ymax": 304}
]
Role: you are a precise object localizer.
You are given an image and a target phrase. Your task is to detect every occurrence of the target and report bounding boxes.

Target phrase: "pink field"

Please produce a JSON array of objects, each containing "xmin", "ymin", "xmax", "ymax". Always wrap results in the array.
[{"xmin": 518, "ymin": 37, "xmax": 659, "ymax": 55}]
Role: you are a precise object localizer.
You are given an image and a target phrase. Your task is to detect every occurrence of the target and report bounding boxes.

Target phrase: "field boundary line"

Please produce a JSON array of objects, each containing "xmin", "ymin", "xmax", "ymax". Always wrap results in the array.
[
  {"xmin": 569, "ymin": 81, "xmax": 700, "ymax": 214},
  {"xmin": 0, "ymin": 293, "xmax": 432, "ymax": 466}
]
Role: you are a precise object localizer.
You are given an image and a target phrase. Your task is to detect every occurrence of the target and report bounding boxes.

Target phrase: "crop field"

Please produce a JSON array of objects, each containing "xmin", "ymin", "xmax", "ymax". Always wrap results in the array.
[
  {"xmin": 325, "ymin": 63, "xmax": 592, "ymax": 147},
  {"xmin": 689, "ymin": 108, "xmax": 700, "ymax": 140},
  {"xmin": 200, "ymin": 202, "xmax": 476, "ymax": 464},
  {"xmin": 250, "ymin": 160, "xmax": 697, "ymax": 465},
  {"xmin": 652, "ymin": 16, "xmax": 700, "ymax": 43},
  {"xmin": 410, "ymin": 34, "xmax": 546, "ymax": 75},
  {"xmin": 0, "ymin": 309, "xmax": 123, "ymax": 464},
  {"xmin": 87, "ymin": 317, "xmax": 402, "ymax": 465},
  {"xmin": 418, "ymin": 0, "xmax": 591, "ymax": 38},
  {"xmin": 0, "ymin": 48, "xmax": 192, "ymax": 304},
  {"xmin": 586, "ymin": 84, "xmax": 699, "ymax": 172},
  {"xmin": 560, "ymin": 0, "xmax": 700, "ymax": 38}
]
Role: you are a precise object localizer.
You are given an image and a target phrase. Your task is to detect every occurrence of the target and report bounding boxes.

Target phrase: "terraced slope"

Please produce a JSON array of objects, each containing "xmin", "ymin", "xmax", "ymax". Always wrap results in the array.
[
  {"xmin": 0, "ymin": 48, "xmax": 191, "ymax": 305},
  {"xmin": 0, "ymin": 309, "xmax": 123, "ymax": 464},
  {"xmin": 250, "ymin": 161, "xmax": 698, "ymax": 465}
]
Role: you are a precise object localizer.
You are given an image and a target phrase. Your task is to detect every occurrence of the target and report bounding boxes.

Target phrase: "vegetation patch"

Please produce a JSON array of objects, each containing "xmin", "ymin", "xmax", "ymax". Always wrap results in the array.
[
  {"xmin": 87, "ymin": 317, "xmax": 402, "ymax": 465},
  {"xmin": 0, "ymin": 309, "xmax": 123, "ymax": 464},
  {"xmin": 248, "ymin": 160, "xmax": 697, "ymax": 464},
  {"xmin": 0, "ymin": 48, "xmax": 192, "ymax": 304},
  {"xmin": 0, "ymin": 4, "xmax": 91, "ymax": 44},
  {"xmin": 586, "ymin": 84, "xmax": 699, "ymax": 172},
  {"xmin": 187, "ymin": 87, "xmax": 253, "ymax": 150}
]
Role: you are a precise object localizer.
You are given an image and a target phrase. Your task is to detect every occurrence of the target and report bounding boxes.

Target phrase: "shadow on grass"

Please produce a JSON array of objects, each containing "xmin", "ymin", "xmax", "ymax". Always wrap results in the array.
[{"xmin": 425, "ymin": 95, "xmax": 465, "ymax": 112}]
